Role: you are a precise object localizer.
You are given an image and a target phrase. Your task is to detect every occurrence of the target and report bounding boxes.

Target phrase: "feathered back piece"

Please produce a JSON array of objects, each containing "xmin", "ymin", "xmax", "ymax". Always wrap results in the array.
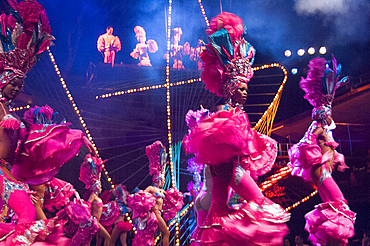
[
  {"xmin": 79, "ymin": 154, "xmax": 105, "ymax": 191},
  {"xmin": 0, "ymin": 0, "xmax": 54, "ymax": 88},
  {"xmin": 113, "ymin": 184, "xmax": 129, "ymax": 204},
  {"xmin": 187, "ymin": 157, "xmax": 203, "ymax": 174},
  {"xmin": 300, "ymin": 55, "xmax": 348, "ymax": 119},
  {"xmin": 146, "ymin": 140, "xmax": 167, "ymax": 184},
  {"xmin": 23, "ymin": 105, "xmax": 58, "ymax": 124},
  {"xmin": 201, "ymin": 12, "xmax": 255, "ymax": 99}
]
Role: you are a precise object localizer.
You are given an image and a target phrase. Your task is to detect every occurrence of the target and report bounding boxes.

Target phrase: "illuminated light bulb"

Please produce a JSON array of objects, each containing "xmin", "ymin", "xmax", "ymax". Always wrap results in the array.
[
  {"xmin": 308, "ymin": 47, "xmax": 315, "ymax": 55},
  {"xmin": 297, "ymin": 49, "xmax": 305, "ymax": 56},
  {"xmin": 284, "ymin": 50, "xmax": 292, "ymax": 57},
  {"xmin": 319, "ymin": 46, "xmax": 327, "ymax": 54}
]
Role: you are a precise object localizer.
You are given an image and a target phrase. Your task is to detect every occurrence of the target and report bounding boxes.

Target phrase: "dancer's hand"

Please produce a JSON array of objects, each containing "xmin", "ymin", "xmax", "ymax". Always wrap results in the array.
[{"xmin": 82, "ymin": 136, "xmax": 97, "ymax": 156}]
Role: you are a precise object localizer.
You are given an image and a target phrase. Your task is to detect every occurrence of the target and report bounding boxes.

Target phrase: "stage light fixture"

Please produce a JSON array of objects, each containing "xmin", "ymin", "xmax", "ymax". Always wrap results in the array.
[
  {"xmin": 284, "ymin": 50, "xmax": 292, "ymax": 57},
  {"xmin": 297, "ymin": 49, "xmax": 305, "ymax": 56},
  {"xmin": 319, "ymin": 46, "xmax": 327, "ymax": 54},
  {"xmin": 291, "ymin": 68, "xmax": 298, "ymax": 75},
  {"xmin": 308, "ymin": 47, "xmax": 315, "ymax": 55}
]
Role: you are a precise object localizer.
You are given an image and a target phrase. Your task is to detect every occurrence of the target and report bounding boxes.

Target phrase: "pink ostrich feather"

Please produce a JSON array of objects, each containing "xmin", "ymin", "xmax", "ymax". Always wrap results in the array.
[
  {"xmin": 187, "ymin": 157, "xmax": 203, "ymax": 174},
  {"xmin": 299, "ymin": 57, "xmax": 327, "ymax": 107},
  {"xmin": 206, "ymin": 12, "xmax": 244, "ymax": 43}
]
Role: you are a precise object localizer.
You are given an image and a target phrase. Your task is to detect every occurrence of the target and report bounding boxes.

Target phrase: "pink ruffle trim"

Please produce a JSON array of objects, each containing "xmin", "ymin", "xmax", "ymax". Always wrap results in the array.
[
  {"xmin": 100, "ymin": 201, "xmax": 120, "ymax": 232},
  {"xmin": 197, "ymin": 197, "xmax": 290, "ymax": 245},
  {"xmin": 116, "ymin": 221, "xmax": 133, "ymax": 231},
  {"xmin": 288, "ymin": 132, "xmax": 348, "ymax": 181},
  {"xmin": 0, "ymin": 118, "xmax": 20, "ymax": 130},
  {"xmin": 128, "ymin": 191, "xmax": 156, "ymax": 220},
  {"xmin": 12, "ymin": 124, "xmax": 84, "ymax": 185},
  {"xmin": 44, "ymin": 178, "xmax": 76, "ymax": 213},
  {"xmin": 162, "ymin": 187, "xmax": 184, "ymax": 221},
  {"xmin": 305, "ymin": 200, "xmax": 356, "ymax": 246},
  {"xmin": 184, "ymin": 108, "xmax": 277, "ymax": 176}
]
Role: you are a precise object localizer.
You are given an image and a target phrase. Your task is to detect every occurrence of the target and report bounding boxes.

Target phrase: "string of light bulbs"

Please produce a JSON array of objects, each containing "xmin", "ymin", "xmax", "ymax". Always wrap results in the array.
[
  {"xmin": 47, "ymin": 48, "xmax": 116, "ymax": 191},
  {"xmin": 10, "ymin": 105, "xmax": 31, "ymax": 112},
  {"xmin": 96, "ymin": 78, "xmax": 201, "ymax": 100},
  {"xmin": 197, "ymin": 0, "xmax": 210, "ymax": 27}
]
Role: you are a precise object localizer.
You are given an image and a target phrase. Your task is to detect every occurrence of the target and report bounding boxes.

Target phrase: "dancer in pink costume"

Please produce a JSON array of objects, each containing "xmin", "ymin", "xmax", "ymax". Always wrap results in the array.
[
  {"xmin": 130, "ymin": 26, "xmax": 158, "ymax": 66},
  {"xmin": 12, "ymin": 104, "xmax": 96, "ymax": 220},
  {"xmin": 288, "ymin": 56, "xmax": 356, "ymax": 246},
  {"xmin": 79, "ymin": 154, "xmax": 113, "ymax": 246},
  {"xmin": 183, "ymin": 12, "xmax": 290, "ymax": 246},
  {"xmin": 109, "ymin": 185, "xmax": 132, "ymax": 246},
  {"xmin": 44, "ymin": 177, "xmax": 99, "ymax": 245},
  {"xmin": 144, "ymin": 140, "xmax": 171, "ymax": 246},
  {"xmin": 130, "ymin": 141, "xmax": 183, "ymax": 246},
  {"xmin": 97, "ymin": 26, "xmax": 121, "ymax": 67},
  {"xmin": 186, "ymin": 157, "xmax": 203, "ymax": 199},
  {"xmin": 128, "ymin": 190, "xmax": 158, "ymax": 246},
  {"xmin": 0, "ymin": 1, "xmax": 70, "ymax": 244}
]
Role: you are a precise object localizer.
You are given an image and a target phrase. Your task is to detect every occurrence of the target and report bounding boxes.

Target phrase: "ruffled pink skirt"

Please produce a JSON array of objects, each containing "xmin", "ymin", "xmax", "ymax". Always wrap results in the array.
[
  {"xmin": 0, "ymin": 217, "xmax": 69, "ymax": 246},
  {"xmin": 57, "ymin": 200, "xmax": 99, "ymax": 246},
  {"xmin": 184, "ymin": 108, "xmax": 277, "ymax": 176},
  {"xmin": 44, "ymin": 177, "xmax": 76, "ymax": 213},
  {"xmin": 100, "ymin": 201, "xmax": 120, "ymax": 233},
  {"xmin": 12, "ymin": 124, "xmax": 85, "ymax": 185},
  {"xmin": 305, "ymin": 200, "xmax": 355, "ymax": 246},
  {"xmin": 196, "ymin": 197, "xmax": 290, "ymax": 246},
  {"xmin": 128, "ymin": 191, "xmax": 158, "ymax": 246},
  {"xmin": 288, "ymin": 132, "xmax": 347, "ymax": 181}
]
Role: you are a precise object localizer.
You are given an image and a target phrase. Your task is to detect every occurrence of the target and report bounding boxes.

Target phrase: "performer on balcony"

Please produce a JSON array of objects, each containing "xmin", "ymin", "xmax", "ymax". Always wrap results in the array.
[
  {"xmin": 183, "ymin": 12, "xmax": 290, "ymax": 245},
  {"xmin": 164, "ymin": 27, "xmax": 185, "ymax": 69},
  {"xmin": 97, "ymin": 26, "xmax": 121, "ymax": 67},
  {"xmin": 288, "ymin": 56, "xmax": 355, "ymax": 246},
  {"xmin": 130, "ymin": 26, "xmax": 158, "ymax": 66}
]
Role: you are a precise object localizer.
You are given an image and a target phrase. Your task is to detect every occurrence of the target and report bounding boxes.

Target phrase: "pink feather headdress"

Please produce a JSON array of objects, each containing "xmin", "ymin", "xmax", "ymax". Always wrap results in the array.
[
  {"xmin": 187, "ymin": 157, "xmax": 203, "ymax": 174},
  {"xmin": 201, "ymin": 12, "xmax": 255, "ymax": 99},
  {"xmin": 134, "ymin": 26, "xmax": 146, "ymax": 38},
  {"xmin": 300, "ymin": 55, "xmax": 348, "ymax": 120},
  {"xmin": 0, "ymin": 0, "xmax": 54, "ymax": 89},
  {"xmin": 79, "ymin": 154, "xmax": 105, "ymax": 191},
  {"xmin": 146, "ymin": 140, "xmax": 167, "ymax": 184}
]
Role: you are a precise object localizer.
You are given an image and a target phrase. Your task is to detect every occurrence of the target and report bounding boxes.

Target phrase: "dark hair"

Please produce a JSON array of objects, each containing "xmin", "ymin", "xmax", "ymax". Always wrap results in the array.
[{"xmin": 106, "ymin": 26, "xmax": 113, "ymax": 31}]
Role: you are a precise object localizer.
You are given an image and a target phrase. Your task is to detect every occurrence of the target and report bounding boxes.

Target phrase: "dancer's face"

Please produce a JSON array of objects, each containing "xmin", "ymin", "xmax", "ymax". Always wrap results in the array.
[
  {"xmin": 2, "ymin": 78, "xmax": 23, "ymax": 100},
  {"xmin": 231, "ymin": 82, "xmax": 248, "ymax": 104},
  {"xmin": 106, "ymin": 28, "xmax": 113, "ymax": 35},
  {"xmin": 136, "ymin": 34, "xmax": 146, "ymax": 43}
]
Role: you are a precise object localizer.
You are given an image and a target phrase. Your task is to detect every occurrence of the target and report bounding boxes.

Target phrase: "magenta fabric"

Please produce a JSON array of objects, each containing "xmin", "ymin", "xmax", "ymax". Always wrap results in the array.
[
  {"xmin": 57, "ymin": 200, "xmax": 99, "ymax": 246},
  {"xmin": 305, "ymin": 200, "xmax": 355, "ymax": 246},
  {"xmin": 288, "ymin": 132, "xmax": 348, "ymax": 181},
  {"xmin": 196, "ymin": 176, "xmax": 289, "ymax": 246},
  {"xmin": 100, "ymin": 201, "xmax": 120, "ymax": 233},
  {"xmin": 12, "ymin": 124, "xmax": 84, "ymax": 185},
  {"xmin": 116, "ymin": 221, "xmax": 132, "ymax": 231},
  {"xmin": 0, "ymin": 171, "xmax": 67, "ymax": 245},
  {"xmin": 44, "ymin": 177, "xmax": 76, "ymax": 213},
  {"xmin": 162, "ymin": 187, "xmax": 184, "ymax": 221},
  {"xmin": 183, "ymin": 108, "xmax": 277, "ymax": 176},
  {"xmin": 128, "ymin": 191, "xmax": 158, "ymax": 246}
]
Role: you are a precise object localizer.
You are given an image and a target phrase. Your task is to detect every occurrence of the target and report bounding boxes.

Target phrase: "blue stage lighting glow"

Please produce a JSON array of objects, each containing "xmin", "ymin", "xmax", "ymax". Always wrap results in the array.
[{"xmin": 291, "ymin": 68, "xmax": 298, "ymax": 74}]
